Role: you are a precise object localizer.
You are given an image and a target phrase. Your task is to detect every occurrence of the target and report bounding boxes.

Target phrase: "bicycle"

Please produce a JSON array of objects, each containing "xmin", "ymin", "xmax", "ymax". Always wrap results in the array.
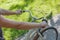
[{"xmin": 15, "ymin": 10, "xmax": 58, "ymax": 40}]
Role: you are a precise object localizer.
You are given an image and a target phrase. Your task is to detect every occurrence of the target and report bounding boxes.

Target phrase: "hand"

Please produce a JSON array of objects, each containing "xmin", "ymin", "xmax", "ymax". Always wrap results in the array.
[
  {"xmin": 15, "ymin": 10, "xmax": 23, "ymax": 15},
  {"xmin": 40, "ymin": 21, "xmax": 48, "ymax": 28}
]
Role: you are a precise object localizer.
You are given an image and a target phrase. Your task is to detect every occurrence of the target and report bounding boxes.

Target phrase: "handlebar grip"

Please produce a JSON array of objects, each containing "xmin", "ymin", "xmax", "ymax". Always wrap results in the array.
[
  {"xmin": 22, "ymin": 10, "xmax": 25, "ymax": 12},
  {"xmin": 22, "ymin": 10, "xmax": 29, "ymax": 12}
]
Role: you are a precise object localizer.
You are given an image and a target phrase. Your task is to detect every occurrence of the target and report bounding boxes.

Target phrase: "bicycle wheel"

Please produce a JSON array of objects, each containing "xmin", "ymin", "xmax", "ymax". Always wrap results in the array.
[{"xmin": 40, "ymin": 27, "xmax": 58, "ymax": 40}]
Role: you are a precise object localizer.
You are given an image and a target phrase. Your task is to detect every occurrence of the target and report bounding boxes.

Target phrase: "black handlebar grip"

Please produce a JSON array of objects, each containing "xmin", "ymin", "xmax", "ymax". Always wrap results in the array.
[{"xmin": 22, "ymin": 10, "xmax": 25, "ymax": 12}]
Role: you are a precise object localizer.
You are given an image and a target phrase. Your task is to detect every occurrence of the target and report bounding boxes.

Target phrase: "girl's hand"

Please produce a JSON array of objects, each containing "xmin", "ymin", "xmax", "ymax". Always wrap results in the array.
[
  {"xmin": 15, "ymin": 10, "xmax": 23, "ymax": 15},
  {"xmin": 40, "ymin": 21, "xmax": 48, "ymax": 28}
]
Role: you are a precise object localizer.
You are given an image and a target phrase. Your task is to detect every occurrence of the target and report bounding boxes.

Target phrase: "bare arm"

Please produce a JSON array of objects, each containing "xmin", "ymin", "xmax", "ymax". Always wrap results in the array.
[
  {"xmin": 0, "ymin": 16, "xmax": 47, "ymax": 30},
  {"xmin": 0, "ymin": 8, "xmax": 22, "ymax": 15}
]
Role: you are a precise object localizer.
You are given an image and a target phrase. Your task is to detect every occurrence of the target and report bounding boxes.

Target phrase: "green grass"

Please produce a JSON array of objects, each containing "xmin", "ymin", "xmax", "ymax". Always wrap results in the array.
[{"xmin": 0, "ymin": 0, "xmax": 60, "ymax": 40}]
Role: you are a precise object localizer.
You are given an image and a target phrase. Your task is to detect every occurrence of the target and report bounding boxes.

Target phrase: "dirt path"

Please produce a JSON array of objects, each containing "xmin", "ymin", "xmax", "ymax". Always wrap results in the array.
[{"xmin": 44, "ymin": 14, "xmax": 60, "ymax": 40}]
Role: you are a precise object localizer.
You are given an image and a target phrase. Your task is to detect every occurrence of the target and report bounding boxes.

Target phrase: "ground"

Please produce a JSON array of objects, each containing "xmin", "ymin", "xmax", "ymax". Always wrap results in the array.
[{"xmin": 44, "ymin": 14, "xmax": 60, "ymax": 40}]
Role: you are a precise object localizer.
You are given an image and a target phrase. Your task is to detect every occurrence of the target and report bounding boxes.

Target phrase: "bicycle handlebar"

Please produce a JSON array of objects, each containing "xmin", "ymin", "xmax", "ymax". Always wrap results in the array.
[{"xmin": 22, "ymin": 10, "xmax": 48, "ymax": 23}]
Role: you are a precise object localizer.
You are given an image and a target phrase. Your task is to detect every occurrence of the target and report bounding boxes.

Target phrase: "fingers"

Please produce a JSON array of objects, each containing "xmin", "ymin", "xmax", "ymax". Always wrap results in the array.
[
  {"xmin": 40, "ymin": 21, "xmax": 48, "ymax": 28},
  {"xmin": 16, "ymin": 10, "xmax": 22, "ymax": 14}
]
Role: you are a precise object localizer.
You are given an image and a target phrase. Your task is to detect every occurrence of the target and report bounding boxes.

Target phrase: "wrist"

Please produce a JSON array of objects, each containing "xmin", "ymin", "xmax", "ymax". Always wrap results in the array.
[
  {"xmin": 15, "ymin": 11, "xmax": 20, "ymax": 15},
  {"xmin": 15, "ymin": 10, "xmax": 22, "ymax": 15}
]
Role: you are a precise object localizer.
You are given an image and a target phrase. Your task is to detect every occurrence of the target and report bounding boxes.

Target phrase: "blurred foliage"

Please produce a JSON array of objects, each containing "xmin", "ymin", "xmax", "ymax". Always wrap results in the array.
[{"xmin": 0, "ymin": 0, "xmax": 60, "ymax": 40}]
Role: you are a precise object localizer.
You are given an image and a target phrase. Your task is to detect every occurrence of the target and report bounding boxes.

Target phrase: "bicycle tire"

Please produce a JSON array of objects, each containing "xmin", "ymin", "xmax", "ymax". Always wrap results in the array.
[{"xmin": 39, "ymin": 27, "xmax": 58, "ymax": 40}]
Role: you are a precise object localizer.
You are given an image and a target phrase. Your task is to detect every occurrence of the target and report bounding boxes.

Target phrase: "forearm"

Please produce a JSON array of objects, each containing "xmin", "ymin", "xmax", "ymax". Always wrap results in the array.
[
  {"xmin": 0, "ymin": 8, "xmax": 18, "ymax": 15},
  {"xmin": 16, "ymin": 22, "xmax": 46, "ymax": 30},
  {"xmin": 0, "ymin": 16, "xmax": 47, "ymax": 30},
  {"xmin": 0, "ymin": 15, "xmax": 19, "ymax": 28}
]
